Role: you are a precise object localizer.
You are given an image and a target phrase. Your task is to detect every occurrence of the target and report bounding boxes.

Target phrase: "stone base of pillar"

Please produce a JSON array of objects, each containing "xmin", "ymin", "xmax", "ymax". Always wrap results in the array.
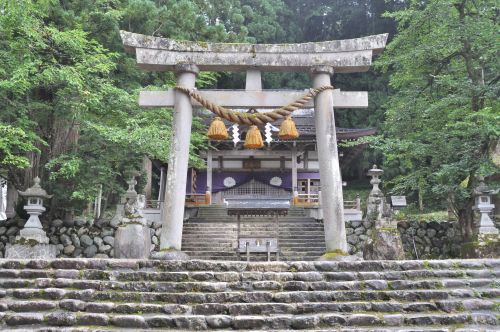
[
  {"xmin": 5, "ymin": 243, "xmax": 56, "ymax": 259},
  {"xmin": 316, "ymin": 252, "xmax": 362, "ymax": 262},
  {"xmin": 18, "ymin": 229, "xmax": 50, "ymax": 244},
  {"xmin": 114, "ymin": 224, "xmax": 151, "ymax": 259},
  {"xmin": 151, "ymin": 250, "xmax": 190, "ymax": 261},
  {"xmin": 461, "ymin": 233, "xmax": 500, "ymax": 259},
  {"xmin": 363, "ymin": 228, "xmax": 405, "ymax": 260}
]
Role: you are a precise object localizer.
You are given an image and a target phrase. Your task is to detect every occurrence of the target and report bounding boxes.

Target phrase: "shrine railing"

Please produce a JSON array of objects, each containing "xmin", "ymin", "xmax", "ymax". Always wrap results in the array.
[
  {"xmin": 292, "ymin": 193, "xmax": 361, "ymax": 211},
  {"xmin": 185, "ymin": 193, "xmax": 211, "ymax": 206},
  {"xmin": 344, "ymin": 195, "xmax": 362, "ymax": 210},
  {"xmin": 293, "ymin": 193, "xmax": 320, "ymax": 206},
  {"xmin": 144, "ymin": 200, "xmax": 162, "ymax": 209}
]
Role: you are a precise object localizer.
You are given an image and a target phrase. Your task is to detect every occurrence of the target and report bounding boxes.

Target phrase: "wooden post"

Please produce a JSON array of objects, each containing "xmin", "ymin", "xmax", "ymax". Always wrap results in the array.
[
  {"xmin": 142, "ymin": 157, "xmax": 153, "ymax": 200},
  {"xmin": 207, "ymin": 149, "xmax": 213, "ymax": 195}
]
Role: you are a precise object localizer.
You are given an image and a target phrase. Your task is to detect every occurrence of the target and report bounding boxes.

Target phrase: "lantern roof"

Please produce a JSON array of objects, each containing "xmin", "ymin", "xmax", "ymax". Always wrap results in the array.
[{"xmin": 18, "ymin": 177, "xmax": 53, "ymax": 199}]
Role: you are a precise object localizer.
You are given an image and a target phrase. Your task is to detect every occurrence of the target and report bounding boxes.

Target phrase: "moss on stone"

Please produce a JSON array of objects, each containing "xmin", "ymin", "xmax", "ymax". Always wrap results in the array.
[
  {"xmin": 16, "ymin": 238, "xmax": 41, "ymax": 247},
  {"xmin": 321, "ymin": 249, "xmax": 349, "ymax": 259},
  {"xmin": 159, "ymin": 248, "xmax": 176, "ymax": 252}
]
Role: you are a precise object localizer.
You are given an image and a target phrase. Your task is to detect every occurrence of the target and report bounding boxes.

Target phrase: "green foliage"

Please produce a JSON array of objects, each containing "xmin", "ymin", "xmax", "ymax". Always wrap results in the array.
[
  {"xmin": 0, "ymin": 124, "xmax": 40, "ymax": 173},
  {"xmin": 0, "ymin": 0, "xmax": 253, "ymax": 211},
  {"xmin": 376, "ymin": 0, "xmax": 499, "ymax": 239}
]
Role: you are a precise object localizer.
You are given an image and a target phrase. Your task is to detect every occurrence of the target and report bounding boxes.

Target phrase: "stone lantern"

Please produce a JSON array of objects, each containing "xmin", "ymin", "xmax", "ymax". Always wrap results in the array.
[
  {"xmin": 366, "ymin": 165, "xmax": 388, "ymax": 224},
  {"xmin": 474, "ymin": 179, "xmax": 499, "ymax": 234},
  {"xmin": 367, "ymin": 164, "xmax": 383, "ymax": 196},
  {"xmin": 5, "ymin": 177, "xmax": 57, "ymax": 258},
  {"xmin": 363, "ymin": 165, "xmax": 405, "ymax": 260},
  {"xmin": 114, "ymin": 176, "xmax": 152, "ymax": 259}
]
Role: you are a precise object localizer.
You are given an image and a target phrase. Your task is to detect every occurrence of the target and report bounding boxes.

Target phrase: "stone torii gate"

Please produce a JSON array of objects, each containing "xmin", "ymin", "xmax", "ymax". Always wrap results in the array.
[{"xmin": 121, "ymin": 31, "xmax": 388, "ymax": 257}]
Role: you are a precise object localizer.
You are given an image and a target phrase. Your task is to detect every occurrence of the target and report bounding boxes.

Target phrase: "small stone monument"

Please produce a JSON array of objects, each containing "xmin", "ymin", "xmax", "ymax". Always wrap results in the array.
[
  {"xmin": 5, "ymin": 177, "xmax": 57, "ymax": 258},
  {"xmin": 114, "ymin": 177, "xmax": 152, "ymax": 259},
  {"xmin": 363, "ymin": 165, "xmax": 405, "ymax": 260}
]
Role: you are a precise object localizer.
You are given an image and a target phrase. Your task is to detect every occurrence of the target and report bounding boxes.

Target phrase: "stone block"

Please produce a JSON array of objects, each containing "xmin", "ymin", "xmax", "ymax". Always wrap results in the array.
[
  {"xmin": 5, "ymin": 243, "xmax": 56, "ymax": 259},
  {"xmin": 76, "ymin": 313, "xmax": 109, "ymax": 326},
  {"xmin": 46, "ymin": 312, "xmax": 77, "ymax": 326},
  {"xmin": 462, "ymin": 234, "xmax": 500, "ymax": 259},
  {"xmin": 363, "ymin": 228, "xmax": 405, "ymax": 260},
  {"xmin": 114, "ymin": 224, "xmax": 151, "ymax": 259},
  {"xmin": 205, "ymin": 315, "xmax": 232, "ymax": 329},
  {"xmin": 5, "ymin": 313, "xmax": 44, "ymax": 326},
  {"xmin": 291, "ymin": 315, "xmax": 320, "ymax": 329},
  {"xmin": 111, "ymin": 315, "xmax": 147, "ymax": 328}
]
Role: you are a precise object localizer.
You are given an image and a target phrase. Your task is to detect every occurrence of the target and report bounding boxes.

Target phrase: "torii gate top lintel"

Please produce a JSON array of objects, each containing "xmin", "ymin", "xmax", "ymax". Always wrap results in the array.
[{"xmin": 120, "ymin": 31, "xmax": 388, "ymax": 73}]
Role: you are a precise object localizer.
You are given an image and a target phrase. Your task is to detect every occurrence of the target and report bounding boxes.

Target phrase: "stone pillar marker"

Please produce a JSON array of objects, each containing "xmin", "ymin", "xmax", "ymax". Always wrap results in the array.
[
  {"xmin": 5, "ymin": 181, "xmax": 18, "ymax": 218},
  {"xmin": 311, "ymin": 65, "xmax": 348, "ymax": 254},
  {"xmin": 5, "ymin": 177, "xmax": 57, "ymax": 258},
  {"xmin": 157, "ymin": 64, "xmax": 198, "ymax": 259}
]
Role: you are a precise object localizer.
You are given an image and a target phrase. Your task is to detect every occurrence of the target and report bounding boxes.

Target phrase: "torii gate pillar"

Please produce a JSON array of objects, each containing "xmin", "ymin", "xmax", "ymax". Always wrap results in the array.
[
  {"xmin": 312, "ymin": 66, "xmax": 348, "ymax": 253},
  {"xmin": 160, "ymin": 64, "xmax": 198, "ymax": 251}
]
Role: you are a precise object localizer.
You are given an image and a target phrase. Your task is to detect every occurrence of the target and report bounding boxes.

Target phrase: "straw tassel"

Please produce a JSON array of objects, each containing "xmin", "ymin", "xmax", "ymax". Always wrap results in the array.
[
  {"xmin": 207, "ymin": 117, "xmax": 228, "ymax": 140},
  {"xmin": 244, "ymin": 125, "xmax": 264, "ymax": 149},
  {"xmin": 279, "ymin": 116, "xmax": 299, "ymax": 140}
]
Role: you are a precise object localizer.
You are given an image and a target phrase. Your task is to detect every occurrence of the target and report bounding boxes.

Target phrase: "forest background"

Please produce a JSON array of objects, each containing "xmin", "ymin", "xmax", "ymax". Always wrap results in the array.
[{"xmin": 0, "ymin": 0, "xmax": 498, "ymax": 241}]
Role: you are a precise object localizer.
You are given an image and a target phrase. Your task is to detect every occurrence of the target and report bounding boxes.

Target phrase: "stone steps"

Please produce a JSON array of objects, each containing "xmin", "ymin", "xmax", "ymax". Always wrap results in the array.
[
  {"xmin": 182, "ymin": 217, "xmax": 326, "ymax": 261},
  {"xmin": 1, "ymin": 278, "xmax": 497, "ymax": 293},
  {"xmin": 0, "ymin": 259, "xmax": 499, "ymax": 330}
]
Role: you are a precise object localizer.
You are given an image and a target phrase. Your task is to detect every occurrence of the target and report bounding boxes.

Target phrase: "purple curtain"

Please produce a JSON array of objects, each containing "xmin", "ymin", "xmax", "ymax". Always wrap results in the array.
[{"xmin": 192, "ymin": 171, "xmax": 297, "ymax": 193}]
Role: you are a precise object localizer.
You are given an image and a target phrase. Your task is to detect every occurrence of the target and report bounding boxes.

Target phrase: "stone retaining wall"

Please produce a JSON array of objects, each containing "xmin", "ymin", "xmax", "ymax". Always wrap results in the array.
[
  {"xmin": 345, "ymin": 219, "xmax": 464, "ymax": 259},
  {"xmin": 0, "ymin": 214, "xmax": 162, "ymax": 259},
  {"xmin": 0, "ymin": 215, "xmax": 497, "ymax": 259}
]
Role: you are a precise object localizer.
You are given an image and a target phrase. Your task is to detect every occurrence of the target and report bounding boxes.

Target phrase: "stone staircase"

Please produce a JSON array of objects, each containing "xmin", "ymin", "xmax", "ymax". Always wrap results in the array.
[
  {"xmin": 0, "ymin": 258, "xmax": 499, "ymax": 331},
  {"xmin": 183, "ymin": 206, "xmax": 326, "ymax": 261}
]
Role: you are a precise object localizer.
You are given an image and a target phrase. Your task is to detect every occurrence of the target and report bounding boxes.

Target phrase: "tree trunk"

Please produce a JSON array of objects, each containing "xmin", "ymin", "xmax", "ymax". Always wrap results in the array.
[{"xmin": 458, "ymin": 199, "xmax": 475, "ymax": 242}]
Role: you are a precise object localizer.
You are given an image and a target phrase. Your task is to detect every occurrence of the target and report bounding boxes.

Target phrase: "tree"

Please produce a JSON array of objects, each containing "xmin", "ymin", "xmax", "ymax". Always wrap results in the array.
[
  {"xmin": 377, "ymin": 0, "xmax": 499, "ymax": 241},
  {"xmin": 0, "ymin": 0, "xmax": 288, "ymax": 215}
]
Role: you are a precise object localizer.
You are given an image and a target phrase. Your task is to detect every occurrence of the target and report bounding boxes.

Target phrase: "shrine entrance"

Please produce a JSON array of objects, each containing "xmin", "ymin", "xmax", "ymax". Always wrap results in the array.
[
  {"xmin": 121, "ymin": 31, "xmax": 388, "ymax": 256},
  {"xmin": 221, "ymin": 179, "xmax": 291, "ymax": 201}
]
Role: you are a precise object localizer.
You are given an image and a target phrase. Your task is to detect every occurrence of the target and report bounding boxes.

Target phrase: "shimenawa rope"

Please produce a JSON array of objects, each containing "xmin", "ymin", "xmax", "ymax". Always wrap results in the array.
[{"xmin": 174, "ymin": 85, "xmax": 334, "ymax": 126}]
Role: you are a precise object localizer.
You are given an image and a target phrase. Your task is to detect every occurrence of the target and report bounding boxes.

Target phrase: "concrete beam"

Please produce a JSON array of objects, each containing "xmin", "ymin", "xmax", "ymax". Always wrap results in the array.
[
  {"xmin": 121, "ymin": 31, "xmax": 388, "ymax": 73},
  {"xmin": 139, "ymin": 89, "xmax": 368, "ymax": 109}
]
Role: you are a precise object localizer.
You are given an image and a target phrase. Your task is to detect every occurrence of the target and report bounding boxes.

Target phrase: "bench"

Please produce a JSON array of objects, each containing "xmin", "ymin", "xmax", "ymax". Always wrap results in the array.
[{"xmin": 238, "ymin": 238, "xmax": 279, "ymax": 262}]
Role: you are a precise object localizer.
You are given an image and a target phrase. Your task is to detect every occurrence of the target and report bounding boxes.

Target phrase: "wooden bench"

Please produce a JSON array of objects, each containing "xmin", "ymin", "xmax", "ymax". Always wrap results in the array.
[{"xmin": 238, "ymin": 238, "xmax": 279, "ymax": 262}]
